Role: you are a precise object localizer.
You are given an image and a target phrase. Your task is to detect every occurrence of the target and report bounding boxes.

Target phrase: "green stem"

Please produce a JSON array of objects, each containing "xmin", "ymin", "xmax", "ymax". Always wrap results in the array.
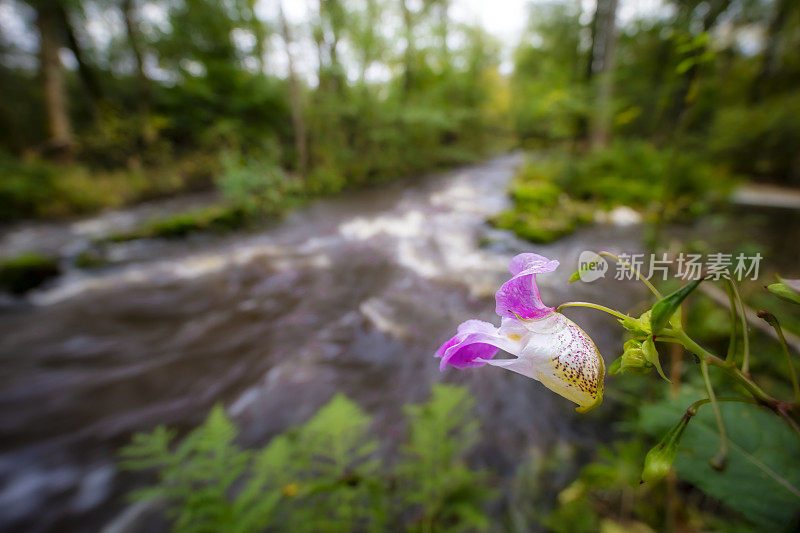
[
  {"xmin": 599, "ymin": 251, "xmax": 662, "ymax": 298},
  {"xmin": 686, "ymin": 396, "xmax": 758, "ymax": 415},
  {"xmin": 556, "ymin": 301, "xmax": 630, "ymax": 321},
  {"xmin": 663, "ymin": 329, "xmax": 800, "ymax": 443},
  {"xmin": 675, "ymin": 330, "xmax": 775, "ymax": 406},
  {"xmin": 654, "ymin": 337, "xmax": 683, "ymax": 344},
  {"xmin": 701, "ymin": 360, "xmax": 728, "ymax": 469},
  {"xmin": 723, "ymin": 280, "xmax": 739, "ymax": 364},
  {"xmin": 726, "ymin": 279, "xmax": 750, "ymax": 374},
  {"xmin": 759, "ymin": 312, "xmax": 800, "ymax": 403}
]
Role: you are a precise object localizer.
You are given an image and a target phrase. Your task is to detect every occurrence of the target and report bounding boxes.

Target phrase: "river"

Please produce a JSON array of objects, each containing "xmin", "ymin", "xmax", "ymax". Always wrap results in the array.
[{"xmin": 0, "ymin": 154, "xmax": 669, "ymax": 532}]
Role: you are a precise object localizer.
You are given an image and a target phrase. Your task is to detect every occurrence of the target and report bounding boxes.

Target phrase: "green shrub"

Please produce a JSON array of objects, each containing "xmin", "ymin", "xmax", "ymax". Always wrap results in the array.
[
  {"xmin": 492, "ymin": 158, "xmax": 594, "ymax": 243},
  {"xmin": 120, "ymin": 384, "xmax": 493, "ymax": 532},
  {"xmin": 496, "ymin": 143, "xmax": 735, "ymax": 243},
  {"xmin": 0, "ymin": 252, "xmax": 60, "ymax": 295},
  {"xmin": 217, "ymin": 150, "xmax": 300, "ymax": 216},
  {"xmin": 0, "ymin": 151, "xmax": 220, "ymax": 221},
  {"xmin": 0, "ymin": 153, "xmax": 58, "ymax": 221},
  {"xmin": 556, "ymin": 141, "xmax": 733, "ymax": 214}
]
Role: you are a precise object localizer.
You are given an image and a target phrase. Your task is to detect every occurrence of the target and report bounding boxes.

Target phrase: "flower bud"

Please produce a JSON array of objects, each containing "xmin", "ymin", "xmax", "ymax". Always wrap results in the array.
[
  {"xmin": 609, "ymin": 340, "xmax": 654, "ymax": 375},
  {"xmin": 767, "ymin": 277, "xmax": 800, "ymax": 306},
  {"xmin": 619, "ymin": 310, "xmax": 651, "ymax": 337},
  {"xmin": 650, "ymin": 279, "xmax": 702, "ymax": 335},
  {"xmin": 641, "ymin": 413, "xmax": 692, "ymax": 483}
]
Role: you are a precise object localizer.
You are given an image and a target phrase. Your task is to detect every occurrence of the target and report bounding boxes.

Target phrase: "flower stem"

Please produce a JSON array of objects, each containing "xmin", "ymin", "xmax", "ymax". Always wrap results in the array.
[
  {"xmin": 686, "ymin": 396, "xmax": 757, "ymax": 415},
  {"xmin": 674, "ymin": 330, "xmax": 775, "ymax": 406},
  {"xmin": 757, "ymin": 310, "xmax": 800, "ymax": 403},
  {"xmin": 599, "ymin": 251, "xmax": 662, "ymax": 298},
  {"xmin": 726, "ymin": 278, "xmax": 750, "ymax": 374},
  {"xmin": 556, "ymin": 301, "xmax": 630, "ymax": 321},
  {"xmin": 723, "ymin": 280, "xmax": 739, "ymax": 364},
  {"xmin": 701, "ymin": 360, "xmax": 728, "ymax": 469}
]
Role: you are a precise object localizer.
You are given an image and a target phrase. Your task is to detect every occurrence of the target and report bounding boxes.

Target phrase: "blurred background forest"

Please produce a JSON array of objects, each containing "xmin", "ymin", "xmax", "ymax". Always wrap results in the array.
[
  {"xmin": 1, "ymin": 0, "xmax": 796, "ymax": 225},
  {"xmin": 1, "ymin": 0, "xmax": 800, "ymax": 532}
]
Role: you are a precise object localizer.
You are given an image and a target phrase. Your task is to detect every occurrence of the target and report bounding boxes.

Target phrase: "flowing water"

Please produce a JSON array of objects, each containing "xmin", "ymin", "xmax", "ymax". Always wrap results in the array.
[{"xmin": 0, "ymin": 155, "xmax": 656, "ymax": 532}]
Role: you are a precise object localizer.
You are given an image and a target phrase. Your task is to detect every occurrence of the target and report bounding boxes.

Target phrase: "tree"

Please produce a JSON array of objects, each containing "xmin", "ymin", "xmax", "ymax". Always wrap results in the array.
[
  {"xmin": 588, "ymin": 0, "xmax": 618, "ymax": 148},
  {"xmin": 278, "ymin": 0, "xmax": 307, "ymax": 178},
  {"xmin": 56, "ymin": 1, "xmax": 103, "ymax": 116},
  {"xmin": 121, "ymin": 0, "xmax": 153, "ymax": 142},
  {"xmin": 34, "ymin": 0, "xmax": 73, "ymax": 156}
]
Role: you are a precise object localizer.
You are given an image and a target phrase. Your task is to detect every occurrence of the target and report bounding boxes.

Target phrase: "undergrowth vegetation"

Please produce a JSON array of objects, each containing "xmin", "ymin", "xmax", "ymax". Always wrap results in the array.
[
  {"xmin": 120, "ymin": 384, "xmax": 494, "ymax": 532},
  {"xmin": 494, "ymin": 142, "xmax": 735, "ymax": 243}
]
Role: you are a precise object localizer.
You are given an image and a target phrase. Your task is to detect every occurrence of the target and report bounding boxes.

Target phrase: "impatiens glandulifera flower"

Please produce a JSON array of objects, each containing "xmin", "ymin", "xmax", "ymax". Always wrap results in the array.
[
  {"xmin": 649, "ymin": 279, "xmax": 702, "ymax": 335},
  {"xmin": 435, "ymin": 253, "xmax": 605, "ymax": 412}
]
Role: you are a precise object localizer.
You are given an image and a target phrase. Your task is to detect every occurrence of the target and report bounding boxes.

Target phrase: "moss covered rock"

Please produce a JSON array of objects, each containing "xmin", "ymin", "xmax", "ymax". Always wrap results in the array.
[{"xmin": 0, "ymin": 253, "xmax": 60, "ymax": 295}]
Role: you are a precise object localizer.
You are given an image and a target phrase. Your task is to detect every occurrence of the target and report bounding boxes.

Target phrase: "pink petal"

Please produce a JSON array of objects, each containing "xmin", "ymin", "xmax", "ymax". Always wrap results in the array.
[
  {"xmin": 435, "ymin": 319, "xmax": 522, "ymax": 371},
  {"xmin": 495, "ymin": 253, "xmax": 559, "ymax": 319}
]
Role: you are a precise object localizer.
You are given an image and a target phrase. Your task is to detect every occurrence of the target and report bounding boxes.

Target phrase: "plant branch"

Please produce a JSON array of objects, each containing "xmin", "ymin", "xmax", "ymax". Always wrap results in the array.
[
  {"xmin": 701, "ymin": 360, "xmax": 728, "ymax": 470},
  {"xmin": 757, "ymin": 310, "xmax": 800, "ymax": 403},
  {"xmin": 674, "ymin": 330, "xmax": 775, "ymax": 405},
  {"xmin": 723, "ymin": 280, "xmax": 739, "ymax": 364},
  {"xmin": 686, "ymin": 396, "xmax": 758, "ymax": 415},
  {"xmin": 726, "ymin": 279, "xmax": 751, "ymax": 374}
]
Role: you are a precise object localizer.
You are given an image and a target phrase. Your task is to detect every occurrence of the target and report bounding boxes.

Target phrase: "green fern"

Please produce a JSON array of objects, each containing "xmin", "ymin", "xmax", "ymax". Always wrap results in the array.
[
  {"xmin": 396, "ymin": 384, "xmax": 494, "ymax": 532},
  {"xmin": 120, "ymin": 386, "xmax": 492, "ymax": 532}
]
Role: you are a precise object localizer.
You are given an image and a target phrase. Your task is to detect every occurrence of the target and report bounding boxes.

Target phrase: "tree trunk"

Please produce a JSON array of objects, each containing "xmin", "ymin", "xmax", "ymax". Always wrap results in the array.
[
  {"xmin": 56, "ymin": 1, "xmax": 103, "ymax": 116},
  {"xmin": 589, "ymin": 0, "xmax": 618, "ymax": 149},
  {"xmin": 121, "ymin": 0, "xmax": 154, "ymax": 143},
  {"xmin": 36, "ymin": 0, "xmax": 73, "ymax": 156},
  {"xmin": 400, "ymin": 0, "xmax": 415, "ymax": 97},
  {"xmin": 279, "ymin": 0, "xmax": 307, "ymax": 179}
]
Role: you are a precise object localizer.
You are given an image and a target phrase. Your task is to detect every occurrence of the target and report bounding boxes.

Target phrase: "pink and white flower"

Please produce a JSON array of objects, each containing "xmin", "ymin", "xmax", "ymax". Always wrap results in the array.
[{"xmin": 435, "ymin": 253, "xmax": 605, "ymax": 412}]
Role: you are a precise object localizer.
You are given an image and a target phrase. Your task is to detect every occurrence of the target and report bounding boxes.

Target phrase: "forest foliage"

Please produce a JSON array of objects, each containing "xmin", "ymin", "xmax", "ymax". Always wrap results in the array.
[{"xmin": 0, "ymin": 0, "xmax": 507, "ymax": 222}]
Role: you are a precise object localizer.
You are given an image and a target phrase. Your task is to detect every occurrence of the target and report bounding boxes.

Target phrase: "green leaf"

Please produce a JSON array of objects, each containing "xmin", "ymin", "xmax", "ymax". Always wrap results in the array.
[
  {"xmin": 567, "ymin": 255, "xmax": 603, "ymax": 283},
  {"xmin": 641, "ymin": 392, "xmax": 800, "ymax": 529},
  {"xmin": 675, "ymin": 57, "xmax": 695, "ymax": 74},
  {"xmin": 650, "ymin": 279, "xmax": 702, "ymax": 335}
]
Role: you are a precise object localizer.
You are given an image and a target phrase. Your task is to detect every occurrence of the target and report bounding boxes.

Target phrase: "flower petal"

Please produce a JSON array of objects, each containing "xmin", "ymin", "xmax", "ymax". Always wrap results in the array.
[
  {"xmin": 485, "ymin": 313, "xmax": 604, "ymax": 411},
  {"xmin": 436, "ymin": 319, "xmax": 524, "ymax": 371},
  {"xmin": 495, "ymin": 253, "xmax": 559, "ymax": 320},
  {"xmin": 534, "ymin": 317, "xmax": 604, "ymax": 411}
]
